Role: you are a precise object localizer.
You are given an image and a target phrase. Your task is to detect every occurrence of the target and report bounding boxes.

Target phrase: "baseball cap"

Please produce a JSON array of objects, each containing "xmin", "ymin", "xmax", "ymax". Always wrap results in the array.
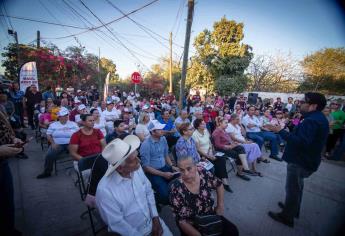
[
  {"xmin": 57, "ymin": 107, "xmax": 69, "ymax": 116},
  {"xmin": 78, "ymin": 104, "xmax": 86, "ymax": 110},
  {"xmin": 148, "ymin": 120, "xmax": 166, "ymax": 131}
]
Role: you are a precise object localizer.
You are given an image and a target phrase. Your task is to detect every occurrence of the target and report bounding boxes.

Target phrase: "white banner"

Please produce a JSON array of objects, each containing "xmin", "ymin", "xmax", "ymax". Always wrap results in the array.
[
  {"xmin": 19, "ymin": 61, "xmax": 39, "ymax": 92},
  {"xmin": 103, "ymin": 72, "xmax": 110, "ymax": 101}
]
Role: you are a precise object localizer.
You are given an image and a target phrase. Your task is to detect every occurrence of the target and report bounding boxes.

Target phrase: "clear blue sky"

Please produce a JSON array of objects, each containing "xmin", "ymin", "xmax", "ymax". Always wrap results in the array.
[{"xmin": 0, "ymin": 0, "xmax": 344, "ymax": 78}]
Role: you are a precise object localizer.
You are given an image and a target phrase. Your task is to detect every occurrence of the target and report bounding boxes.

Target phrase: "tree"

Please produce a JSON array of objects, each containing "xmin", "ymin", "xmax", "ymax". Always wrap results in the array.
[
  {"xmin": 145, "ymin": 57, "xmax": 181, "ymax": 97},
  {"xmin": 247, "ymin": 53, "xmax": 303, "ymax": 92},
  {"xmin": 1, "ymin": 43, "xmax": 118, "ymax": 91},
  {"xmin": 186, "ymin": 61, "xmax": 214, "ymax": 94},
  {"xmin": 100, "ymin": 58, "xmax": 118, "ymax": 83},
  {"xmin": 215, "ymin": 75, "xmax": 248, "ymax": 96},
  {"xmin": 187, "ymin": 17, "xmax": 252, "ymax": 94},
  {"xmin": 299, "ymin": 48, "xmax": 345, "ymax": 95}
]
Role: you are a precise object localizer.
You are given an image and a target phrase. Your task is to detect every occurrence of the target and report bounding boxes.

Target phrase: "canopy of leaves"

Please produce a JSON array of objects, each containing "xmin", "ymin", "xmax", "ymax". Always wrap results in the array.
[
  {"xmin": 1, "ymin": 44, "xmax": 118, "ymax": 91},
  {"xmin": 187, "ymin": 16, "xmax": 252, "ymax": 95},
  {"xmin": 215, "ymin": 75, "xmax": 249, "ymax": 96},
  {"xmin": 299, "ymin": 47, "xmax": 345, "ymax": 95}
]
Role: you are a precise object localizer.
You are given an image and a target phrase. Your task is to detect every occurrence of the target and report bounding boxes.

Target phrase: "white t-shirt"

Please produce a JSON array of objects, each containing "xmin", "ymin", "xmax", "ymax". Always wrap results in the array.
[
  {"xmin": 190, "ymin": 106, "xmax": 203, "ymax": 114},
  {"xmin": 47, "ymin": 121, "xmax": 79, "ymax": 144},
  {"xmin": 75, "ymin": 114, "xmax": 81, "ymax": 124},
  {"xmin": 102, "ymin": 109, "xmax": 120, "ymax": 129},
  {"xmin": 94, "ymin": 118, "xmax": 107, "ymax": 136},
  {"xmin": 226, "ymin": 123, "xmax": 246, "ymax": 143},
  {"xmin": 135, "ymin": 123, "xmax": 150, "ymax": 140},
  {"xmin": 286, "ymin": 103, "xmax": 293, "ymax": 112},
  {"xmin": 148, "ymin": 112, "xmax": 155, "ymax": 121}
]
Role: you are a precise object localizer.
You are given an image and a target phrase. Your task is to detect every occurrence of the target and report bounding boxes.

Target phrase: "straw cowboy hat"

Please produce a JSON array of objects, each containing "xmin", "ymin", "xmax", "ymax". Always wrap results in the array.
[{"xmin": 102, "ymin": 135, "xmax": 140, "ymax": 177}]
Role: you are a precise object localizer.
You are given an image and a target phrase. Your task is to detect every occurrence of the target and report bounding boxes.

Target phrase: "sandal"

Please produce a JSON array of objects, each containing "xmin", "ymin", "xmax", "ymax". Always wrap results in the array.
[{"xmin": 262, "ymin": 159, "xmax": 270, "ymax": 163}]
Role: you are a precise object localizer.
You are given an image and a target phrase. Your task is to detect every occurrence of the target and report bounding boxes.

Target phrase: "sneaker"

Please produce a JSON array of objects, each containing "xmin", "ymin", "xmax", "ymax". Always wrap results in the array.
[
  {"xmin": 236, "ymin": 173, "xmax": 250, "ymax": 181},
  {"xmin": 36, "ymin": 172, "xmax": 51, "ymax": 179},
  {"xmin": 268, "ymin": 211, "xmax": 294, "ymax": 228}
]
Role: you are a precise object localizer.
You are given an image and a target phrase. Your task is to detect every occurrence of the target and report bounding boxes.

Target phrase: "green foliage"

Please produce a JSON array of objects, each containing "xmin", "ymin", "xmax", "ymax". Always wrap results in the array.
[
  {"xmin": 1, "ymin": 44, "xmax": 119, "ymax": 91},
  {"xmin": 145, "ymin": 57, "xmax": 182, "ymax": 98},
  {"xmin": 188, "ymin": 16, "xmax": 252, "ymax": 94},
  {"xmin": 299, "ymin": 47, "xmax": 345, "ymax": 95},
  {"xmin": 186, "ymin": 61, "xmax": 214, "ymax": 94},
  {"xmin": 215, "ymin": 75, "xmax": 249, "ymax": 96}
]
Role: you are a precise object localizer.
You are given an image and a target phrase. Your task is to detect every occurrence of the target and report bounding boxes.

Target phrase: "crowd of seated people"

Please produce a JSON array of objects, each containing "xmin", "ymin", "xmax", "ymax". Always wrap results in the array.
[{"xmin": 21, "ymin": 84, "xmax": 344, "ymax": 235}]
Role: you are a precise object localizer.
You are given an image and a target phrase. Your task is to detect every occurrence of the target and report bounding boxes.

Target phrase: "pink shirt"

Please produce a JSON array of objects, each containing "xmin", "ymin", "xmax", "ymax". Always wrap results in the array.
[
  {"xmin": 271, "ymin": 118, "xmax": 287, "ymax": 129},
  {"xmin": 39, "ymin": 113, "xmax": 52, "ymax": 124},
  {"xmin": 212, "ymin": 128, "xmax": 231, "ymax": 150}
]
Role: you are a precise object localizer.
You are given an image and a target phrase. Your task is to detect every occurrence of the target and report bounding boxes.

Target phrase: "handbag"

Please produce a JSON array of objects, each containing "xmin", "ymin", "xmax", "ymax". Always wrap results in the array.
[{"xmin": 194, "ymin": 214, "xmax": 223, "ymax": 236}]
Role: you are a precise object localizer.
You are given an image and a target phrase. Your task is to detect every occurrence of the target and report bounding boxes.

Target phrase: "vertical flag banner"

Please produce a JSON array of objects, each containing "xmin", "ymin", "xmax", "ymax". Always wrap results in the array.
[
  {"xmin": 19, "ymin": 61, "xmax": 39, "ymax": 92},
  {"xmin": 103, "ymin": 72, "xmax": 110, "ymax": 101}
]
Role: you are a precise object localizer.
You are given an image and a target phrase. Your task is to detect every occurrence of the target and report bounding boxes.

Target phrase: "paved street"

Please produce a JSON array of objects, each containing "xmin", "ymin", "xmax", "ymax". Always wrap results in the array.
[{"xmin": 10, "ymin": 129, "xmax": 345, "ymax": 236}]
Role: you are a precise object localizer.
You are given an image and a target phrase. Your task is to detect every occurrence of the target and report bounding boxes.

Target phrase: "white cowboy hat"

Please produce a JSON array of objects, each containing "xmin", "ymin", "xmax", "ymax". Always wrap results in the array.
[{"xmin": 102, "ymin": 135, "xmax": 140, "ymax": 177}]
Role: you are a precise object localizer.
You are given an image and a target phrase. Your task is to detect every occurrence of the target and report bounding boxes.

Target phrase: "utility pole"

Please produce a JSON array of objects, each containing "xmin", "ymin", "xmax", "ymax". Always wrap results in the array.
[
  {"xmin": 37, "ymin": 30, "xmax": 40, "ymax": 48},
  {"xmin": 179, "ymin": 0, "xmax": 194, "ymax": 110},
  {"xmin": 169, "ymin": 32, "xmax": 173, "ymax": 93}
]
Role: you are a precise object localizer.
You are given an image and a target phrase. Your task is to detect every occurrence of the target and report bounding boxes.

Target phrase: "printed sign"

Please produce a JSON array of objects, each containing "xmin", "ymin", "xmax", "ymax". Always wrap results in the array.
[{"xmin": 19, "ymin": 61, "xmax": 39, "ymax": 92}]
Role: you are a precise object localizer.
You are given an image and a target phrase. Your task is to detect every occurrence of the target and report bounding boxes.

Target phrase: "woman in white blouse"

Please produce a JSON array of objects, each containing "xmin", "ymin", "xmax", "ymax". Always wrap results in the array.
[
  {"xmin": 192, "ymin": 118, "xmax": 232, "ymax": 192},
  {"xmin": 91, "ymin": 108, "xmax": 107, "ymax": 137},
  {"xmin": 135, "ymin": 112, "xmax": 151, "ymax": 142},
  {"xmin": 226, "ymin": 113, "xmax": 268, "ymax": 170}
]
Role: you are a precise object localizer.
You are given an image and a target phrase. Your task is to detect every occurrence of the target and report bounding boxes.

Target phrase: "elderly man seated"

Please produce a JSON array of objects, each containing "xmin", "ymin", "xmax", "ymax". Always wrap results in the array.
[
  {"xmin": 96, "ymin": 135, "xmax": 172, "ymax": 236},
  {"xmin": 140, "ymin": 120, "xmax": 179, "ymax": 204}
]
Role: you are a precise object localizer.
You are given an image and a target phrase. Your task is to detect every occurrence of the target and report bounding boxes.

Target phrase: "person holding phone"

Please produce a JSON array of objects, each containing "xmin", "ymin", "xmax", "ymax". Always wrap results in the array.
[{"xmin": 0, "ymin": 106, "xmax": 24, "ymax": 236}]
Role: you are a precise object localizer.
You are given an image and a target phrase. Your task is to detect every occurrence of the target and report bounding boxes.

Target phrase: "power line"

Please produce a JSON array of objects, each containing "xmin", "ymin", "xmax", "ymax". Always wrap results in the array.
[
  {"xmin": 105, "ymin": 0, "xmax": 171, "ymax": 48},
  {"xmin": 61, "ymin": 0, "xmax": 158, "ymax": 61},
  {"xmin": 42, "ymin": 0, "xmax": 160, "ymax": 40},
  {"xmin": 0, "ymin": 14, "xmax": 89, "ymax": 29},
  {"xmin": 104, "ymin": 0, "xmax": 183, "ymax": 53},
  {"xmin": 1, "ymin": 2, "xmax": 14, "ymax": 30},
  {"xmin": 173, "ymin": 0, "xmax": 186, "ymax": 40},
  {"xmin": 38, "ymin": 0, "xmax": 82, "ymax": 47},
  {"xmin": 171, "ymin": 0, "xmax": 184, "ymax": 33},
  {"xmin": 78, "ymin": 0, "xmax": 151, "ymax": 71}
]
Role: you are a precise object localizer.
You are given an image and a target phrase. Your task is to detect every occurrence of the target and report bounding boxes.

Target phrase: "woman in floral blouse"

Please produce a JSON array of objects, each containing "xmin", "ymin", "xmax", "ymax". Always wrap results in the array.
[{"xmin": 169, "ymin": 156, "xmax": 238, "ymax": 236}]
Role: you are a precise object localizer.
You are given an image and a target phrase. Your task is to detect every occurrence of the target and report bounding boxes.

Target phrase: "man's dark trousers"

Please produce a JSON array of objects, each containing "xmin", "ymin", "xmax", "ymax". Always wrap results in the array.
[{"xmin": 283, "ymin": 163, "xmax": 313, "ymax": 219}]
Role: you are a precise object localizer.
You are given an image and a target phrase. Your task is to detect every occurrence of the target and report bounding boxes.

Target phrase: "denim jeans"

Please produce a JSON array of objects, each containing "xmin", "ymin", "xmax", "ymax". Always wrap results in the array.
[
  {"xmin": 43, "ymin": 144, "xmax": 69, "ymax": 174},
  {"xmin": 282, "ymin": 163, "xmax": 313, "ymax": 220},
  {"xmin": 246, "ymin": 131, "xmax": 279, "ymax": 156},
  {"xmin": 146, "ymin": 165, "xmax": 173, "ymax": 205}
]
